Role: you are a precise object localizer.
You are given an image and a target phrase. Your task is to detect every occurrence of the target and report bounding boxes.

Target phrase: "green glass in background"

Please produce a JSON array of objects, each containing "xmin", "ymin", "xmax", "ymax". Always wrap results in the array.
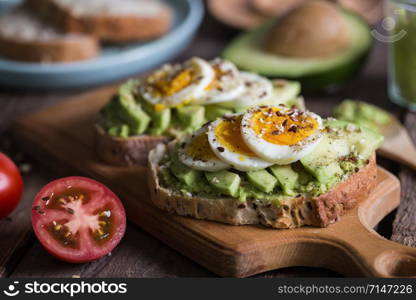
[{"xmin": 387, "ymin": 0, "xmax": 416, "ymax": 110}]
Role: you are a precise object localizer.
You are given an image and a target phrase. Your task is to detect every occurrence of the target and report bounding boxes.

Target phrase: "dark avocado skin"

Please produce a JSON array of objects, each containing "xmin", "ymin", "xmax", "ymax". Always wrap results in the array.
[{"xmin": 223, "ymin": 9, "xmax": 372, "ymax": 94}]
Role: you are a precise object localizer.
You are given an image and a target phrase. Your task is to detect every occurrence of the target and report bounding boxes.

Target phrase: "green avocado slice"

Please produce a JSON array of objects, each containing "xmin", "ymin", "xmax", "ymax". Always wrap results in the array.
[{"xmin": 222, "ymin": 9, "xmax": 372, "ymax": 92}]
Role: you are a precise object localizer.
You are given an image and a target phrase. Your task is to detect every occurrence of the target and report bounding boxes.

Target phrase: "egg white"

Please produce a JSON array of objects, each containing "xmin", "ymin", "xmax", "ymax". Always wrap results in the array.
[
  {"xmin": 140, "ymin": 57, "xmax": 215, "ymax": 106},
  {"xmin": 207, "ymin": 116, "xmax": 273, "ymax": 172},
  {"xmin": 196, "ymin": 59, "xmax": 246, "ymax": 104},
  {"xmin": 220, "ymin": 72, "xmax": 274, "ymax": 109},
  {"xmin": 178, "ymin": 126, "xmax": 230, "ymax": 172},
  {"xmin": 241, "ymin": 106, "xmax": 324, "ymax": 164}
]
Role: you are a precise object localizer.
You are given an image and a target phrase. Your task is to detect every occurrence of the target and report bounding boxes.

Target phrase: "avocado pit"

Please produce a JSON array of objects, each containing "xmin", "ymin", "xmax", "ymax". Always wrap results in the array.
[{"xmin": 264, "ymin": 0, "xmax": 350, "ymax": 59}]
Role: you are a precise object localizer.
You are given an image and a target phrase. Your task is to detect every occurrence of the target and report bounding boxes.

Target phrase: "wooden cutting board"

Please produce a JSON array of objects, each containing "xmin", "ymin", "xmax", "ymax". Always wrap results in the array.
[{"xmin": 11, "ymin": 86, "xmax": 416, "ymax": 278}]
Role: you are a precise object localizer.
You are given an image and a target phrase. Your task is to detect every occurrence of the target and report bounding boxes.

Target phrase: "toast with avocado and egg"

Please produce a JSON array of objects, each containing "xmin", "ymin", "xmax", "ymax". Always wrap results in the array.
[
  {"xmin": 27, "ymin": 0, "xmax": 172, "ymax": 42},
  {"xmin": 148, "ymin": 105, "xmax": 383, "ymax": 229},
  {"xmin": 96, "ymin": 57, "xmax": 304, "ymax": 166}
]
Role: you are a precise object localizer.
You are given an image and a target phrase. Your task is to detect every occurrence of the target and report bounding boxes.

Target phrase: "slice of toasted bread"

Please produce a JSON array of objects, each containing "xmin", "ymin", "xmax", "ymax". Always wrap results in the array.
[
  {"xmin": 0, "ymin": 8, "xmax": 99, "ymax": 63},
  {"xmin": 94, "ymin": 124, "xmax": 169, "ymax": 167},
  {"xmin": 148, "ymin": 143, "xmax": 378, "ymax": 229},
  {"xmin": 28, "ymin": 0, "xmax": 173, "ymax": 42},
  {"xmin": 252, "ymin": 0, "xmax": 307, "ymax": 17}
]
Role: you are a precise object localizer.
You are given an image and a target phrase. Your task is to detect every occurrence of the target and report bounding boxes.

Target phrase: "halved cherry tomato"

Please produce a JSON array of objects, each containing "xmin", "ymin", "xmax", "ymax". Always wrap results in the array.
[
  {"xmin": 0, "ymin": 152, "xmax": 23, "ymax": 219},
  {"xmin": 31, "ymin": 176, "xmax": 126, "ymax": 263}
]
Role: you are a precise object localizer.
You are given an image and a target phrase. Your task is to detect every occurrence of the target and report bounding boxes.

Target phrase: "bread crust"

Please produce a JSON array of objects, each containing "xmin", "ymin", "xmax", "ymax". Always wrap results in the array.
[
  {"xmin": 29, "ymin": 0, "xmax": 172, "ymax": 42},
  {"xmin": 0, "ymin": 34, "xmax": 99, "ymax": 63},
  {"xmin": 148, "ymin": 143, "xmax": 378, "ymax": 229},
  {"xmin": 0, "ymin": 7, "xmax": 99, "ymax": 63},
  {"xmin": 94, "ymin": 124, "xmax": 169, "ymax": 167}
]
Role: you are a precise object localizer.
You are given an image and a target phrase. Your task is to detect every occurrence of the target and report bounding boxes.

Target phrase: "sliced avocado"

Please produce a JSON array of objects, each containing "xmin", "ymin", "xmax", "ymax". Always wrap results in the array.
[
  {"xmin": 234, "ymin": 106, "xmax": 250, "ymax": 114},
  {"xmin": 324, "ymin": 118, "xmax": 384, "ymax": 160},
  {"xmin": 334, "ymin": 99, "xmax": 356, "ymax": 120},
  {"xmin": 117, "ymin": 94, "xmax": 151, "ymax": 135},
  {"xmin": 205, "ymin": 105, "xmax": 234, "ymax": 121},
  {"xmin": 266, "ymin": 80, "xmax": 301, "ymax": 106},
  {"xmin": 149, "ymin": 108, "xmax": 171, "ymax": 136},
  {"xmin": 170, "ymin": 158, "xmax": 202, "ymax": 187},
  {"xmin": 119, "ymin": 124, "xmax": 130, "ymax": 138},
  {"xmin": 334, "ymin": 99, "xmax": 392, "ymax": 134},
  {"xmin": 269, "ymin": 164, "xmax": 299, "ymax": 196},
  {"xmin": 176, "ymin": 105, "xmax": 206, "ymax": 131},
  {"xmin": 102, "ymin": 97, "xmax": 123, "ymax": 129},
  {"xmin": 246, "ymin": 170, "xmax": 278, "ymax": 193},
  {"xmin": 300, "ymin": 135, "xmax": 345, "ymax": 184},
  {"xmin": 108, "ymin": 124, "xmax": 129, "ymax": 138},
  {"xmin": 223, "ymin": 10, "xmax": 372, "ymax": 93},
  {"xmin": 119, "ymin": 79, "xmax": 140, "ymax": 102},
  {"xmin": 205, "ymin": 171, "xmax": 241, "ymax": 197},
  {"xmin": 301, "ymin": 118, "xmax": 383, "ymax": 183}
]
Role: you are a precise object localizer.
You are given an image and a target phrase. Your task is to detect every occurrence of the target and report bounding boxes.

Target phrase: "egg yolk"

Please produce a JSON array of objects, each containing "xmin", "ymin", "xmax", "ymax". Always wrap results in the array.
[
  {"xmin": 148, "ymin": 68, "xmax": 194, "ymax": 98},
  {"xmin": 205, "ymin": 63, "xmax": 231, "ymax": 91},
  {"xmin": 215, "ymin": 116, "xmax": 256, "ymax": 157},
  {"xmin": 251, "ymin": 107, "xmax": 318, "ymax": 146},
  {"xmin": 186, "ymin": 132, "xmax": 218, "ymax": 161}
]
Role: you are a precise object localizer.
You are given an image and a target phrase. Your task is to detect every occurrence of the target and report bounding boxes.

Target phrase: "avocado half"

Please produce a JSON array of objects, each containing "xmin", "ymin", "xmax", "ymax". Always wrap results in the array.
[{"xmin": 223, "ymin": 9, "xmax": 372, "ymax": 93}]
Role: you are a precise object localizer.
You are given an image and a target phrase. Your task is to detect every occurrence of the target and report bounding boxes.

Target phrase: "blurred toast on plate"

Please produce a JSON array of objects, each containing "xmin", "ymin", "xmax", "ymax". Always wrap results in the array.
[
  {"xmin": 0, "ymin": 7, "xmax": 99, "ymax": 63},
  {"xmin": 28, "ymin": 0, "xmax": 173, "ymax": 42}
]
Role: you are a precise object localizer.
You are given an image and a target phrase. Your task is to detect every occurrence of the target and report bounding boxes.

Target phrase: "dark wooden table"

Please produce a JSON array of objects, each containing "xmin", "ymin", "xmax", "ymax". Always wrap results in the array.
[{"xmin": 0, "ymin": 12, "xmax": 415, "ymax": 278}]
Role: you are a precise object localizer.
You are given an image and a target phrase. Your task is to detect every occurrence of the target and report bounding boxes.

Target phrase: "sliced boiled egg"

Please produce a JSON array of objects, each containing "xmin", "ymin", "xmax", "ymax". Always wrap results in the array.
[
  {"xmin": 220, "ymin": 72, "xmax": 274, "ymax": 108},
  {"xmin": 197, "ymin": 58, "xmax": 246, "ymax": 104},
  {"xmin": 241, "ymin": 106, "xmax": 323, "ymax": 164},
  {"xmin": 140, "ymin": 57, "xmax": 215, "ymax": 107},
  {"xmin": 207, "ymin": 115, "xmax": 273, "ymax": 171},
  {"xmin": 179, "ymin": 126, "xmax": 230, "ymax": 172}
]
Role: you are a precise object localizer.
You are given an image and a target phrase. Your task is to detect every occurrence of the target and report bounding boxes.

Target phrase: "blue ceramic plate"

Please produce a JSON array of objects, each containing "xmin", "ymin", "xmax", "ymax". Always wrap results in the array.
[{"xmin": 0, "ymin": 0, "xmax": 204, "ymax": 89}]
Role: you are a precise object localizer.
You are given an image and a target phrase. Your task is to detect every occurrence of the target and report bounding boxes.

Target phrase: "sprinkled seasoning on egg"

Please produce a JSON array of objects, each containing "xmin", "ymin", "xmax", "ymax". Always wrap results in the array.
[
  {"xmin": 140, "ymin": 57, "xmax": 215, "ymax": 106},
  {"xmin": 241, "ymin": 106, "xmax": 323, "ymax": 164},
  {"xmin": 185, "ymin": 131, "xmax": 218, "ymax": 162},
  {"xmin": 196, "ymin": 58, "xmax": 246, "ymax": 104},
  {"xmin": 250, "ymin": 106, "xmax": 318, "ymax": 145},
  {"xmin": 207, "ymin": 115, "xmax": 273, "ymax": 171},
  {"xmin": 179, "ymin": 127, "xmax": 230, "ymax": 172}
]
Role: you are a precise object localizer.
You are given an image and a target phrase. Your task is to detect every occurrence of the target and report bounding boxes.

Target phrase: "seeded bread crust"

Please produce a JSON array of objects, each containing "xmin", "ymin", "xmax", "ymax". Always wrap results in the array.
[
  {"xmin": 0, "ymin": 8, "xmax": 99, "ymax": 63},
  {"xmin": 148, "ymin": 143, "xmax": 378, "ymax": 229},
  {"xmin": 28, "ymin": 0, "xmax": 173, "ymax": 42},
  {"xmin": 95, "ymin": 124, "xmax": 169, "ymax": 167}
]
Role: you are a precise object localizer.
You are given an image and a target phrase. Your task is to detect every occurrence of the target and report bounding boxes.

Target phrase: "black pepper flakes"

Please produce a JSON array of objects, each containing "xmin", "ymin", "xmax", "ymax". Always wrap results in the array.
[
  {"xmin": 349, "ymin": 156, "xmax": 358, "ymax": 163},
  {"xmin": 288, "ymin": 125, "xmax": 298, "ymax": 133},
  {"xmin": 217, "ymin": 147, "xmax": 225, "ymax": 152},
  {"xmin": 67, "ymin": 208, "xmax": 75, "ymax": 215}
]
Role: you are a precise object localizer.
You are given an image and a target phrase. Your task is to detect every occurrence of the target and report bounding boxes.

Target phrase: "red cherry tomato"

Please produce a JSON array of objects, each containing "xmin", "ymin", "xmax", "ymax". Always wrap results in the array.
[
  {"xmin": 31, "ymin": 176, "xmax": 126, "ymax": 263},
  {"xmin": 0, "ymin": 152, "xmax": 23, "ymax": 219}
]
